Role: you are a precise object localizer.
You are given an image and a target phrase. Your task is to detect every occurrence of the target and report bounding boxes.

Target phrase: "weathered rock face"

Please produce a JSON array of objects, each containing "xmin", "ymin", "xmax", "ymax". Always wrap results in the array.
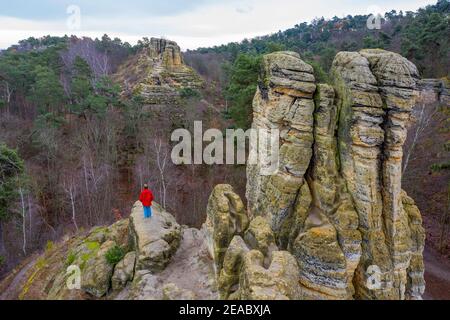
[
  {"xmin": 204, "ymin": 184, "xmax": 249, "ymax": 272},
  {"xmin": 0, "ymin": 202, "xmax": 216, "ymax": 300},
  {"xmin": 147, "ymin": 38, "xmax": 184, "ymax": 69},
  {"xmin": 128, "ymin": 227, "xmax": 217, "ymax": 300},
  {"xmin": 417, "ymin": 78, "xmax": 450, "ymax": 106},
  {"xmin": 210, "ymin": 49, "xmax": 426, "ymax": 300},
  {"xmin": 204, "ymin": 184, "xmax": 301, "ymax": 300},
  {"xmin": 114, "ymin": 38, "xmax": 203, "ymax": 105},
  {"xmin": 332, "ymin": 49, "xmax": 423, "ymax": 299},
  {"xmin": 246, "ymin": 51, "xmax": 316, "ymax": 236}
]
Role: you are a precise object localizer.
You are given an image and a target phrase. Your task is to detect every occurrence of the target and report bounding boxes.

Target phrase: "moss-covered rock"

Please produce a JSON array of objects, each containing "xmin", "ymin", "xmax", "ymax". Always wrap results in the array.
[{"xmin": 113, "ymin": 38, "xmax": 204, "ymax": 105}]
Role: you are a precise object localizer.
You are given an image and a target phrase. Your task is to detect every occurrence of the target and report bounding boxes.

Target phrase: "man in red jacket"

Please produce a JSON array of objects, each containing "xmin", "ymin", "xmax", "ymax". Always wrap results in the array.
[{"xmin": 139, "ymin": 184, "xmax": 154, "ymax": 218}]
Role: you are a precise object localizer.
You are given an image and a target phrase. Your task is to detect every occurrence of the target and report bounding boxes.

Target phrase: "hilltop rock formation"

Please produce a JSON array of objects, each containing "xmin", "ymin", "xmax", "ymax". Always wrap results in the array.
[
  {"xmin": 207, "ymin": 49, "xmax": 426, "ymax": 300},
  {"xmin": 114, "ymin": 38, "xmax": 203, "ymax": 105}
]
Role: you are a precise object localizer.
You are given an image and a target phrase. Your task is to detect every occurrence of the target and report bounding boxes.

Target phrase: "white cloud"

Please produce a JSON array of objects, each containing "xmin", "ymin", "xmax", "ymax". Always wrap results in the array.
[{"xmin": 0, "ymin": 0, "xmax": 438, "ymax": 50}]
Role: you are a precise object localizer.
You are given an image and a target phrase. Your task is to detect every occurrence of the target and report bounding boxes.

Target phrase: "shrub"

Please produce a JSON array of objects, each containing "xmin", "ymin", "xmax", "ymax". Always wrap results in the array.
[
  {"xmin": 308, "ymin": 60, "xmax": 331, "ymax": 84},
  {"xmin": 444, "ymin": 141, "xmax": 450, "ymax": 152},
  {"xmin": 105, "ymin": 245, "xmax": 125, "ymax": 265}
]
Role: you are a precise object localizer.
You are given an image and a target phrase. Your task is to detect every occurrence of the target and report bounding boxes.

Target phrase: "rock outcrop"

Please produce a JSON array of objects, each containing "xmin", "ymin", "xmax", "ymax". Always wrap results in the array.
[
  {"xmin": 204, "ymin": 184, "xmax": 300, "ymax": 300},
  {"xmin": 0, "ymin": 48, "xmax": 427, "ymax": 301},
  {"xmin": 130, "ymin": 202, "xmax": 181, "ymax": 273},
  {"xmin": 112, "ymin": 251, "xmax": 136, "ymax": 291},
  {"xmin": 207, "ymin": 49, "xmax": 426, "ymax": 300},
  {"xmin": 0, "ymin": 202, "xmax": 217, "ymax": 300},
  {"xmin": 114, "ymin": 38, "xmax": 203, "ymax": 105}
]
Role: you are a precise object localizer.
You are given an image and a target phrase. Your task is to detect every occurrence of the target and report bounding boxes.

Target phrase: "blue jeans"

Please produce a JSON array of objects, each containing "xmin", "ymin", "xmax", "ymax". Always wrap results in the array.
[{"xmin": 143, "ymin": 206, "xmax": 152, "ymax": 218}]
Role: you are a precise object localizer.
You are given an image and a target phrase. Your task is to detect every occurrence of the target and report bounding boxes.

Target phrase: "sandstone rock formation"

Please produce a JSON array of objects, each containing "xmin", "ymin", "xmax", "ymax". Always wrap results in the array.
[
  {"xmin": 114, "ymin": 38, "xmax": 203, "ymax": 105},
  {"xmin": 130, "ymin": 202, "xmax": 181, "ymax": 273},
  {"xmin": 208, "ymin": 49, "xmax": 426, "ymax": 300},
  {"xmin": 417, "ymin": 78, "xmax": 450, "ymax": 106},
  {"xmin": 332, "ymin": 49, "xmax": 424, "ymax": 299}
]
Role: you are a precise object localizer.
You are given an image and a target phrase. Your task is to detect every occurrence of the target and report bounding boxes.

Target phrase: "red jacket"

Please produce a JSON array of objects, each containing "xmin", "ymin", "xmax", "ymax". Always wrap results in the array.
[{"xmin": 139, "ymin": 189, "xmax": 154, "ymax": 207}]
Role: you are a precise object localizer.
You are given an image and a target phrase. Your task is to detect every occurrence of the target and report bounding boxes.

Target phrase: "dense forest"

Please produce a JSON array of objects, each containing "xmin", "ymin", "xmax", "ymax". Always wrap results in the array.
[{"xmin": 185, "ymin": 0, "xmax": 450, "ymax": 128}]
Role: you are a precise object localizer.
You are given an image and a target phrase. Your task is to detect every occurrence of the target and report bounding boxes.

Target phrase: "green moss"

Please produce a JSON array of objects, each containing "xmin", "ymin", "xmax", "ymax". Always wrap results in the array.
[
  {"xmin": 80, "ymin": 253, "xmax": 92, "ymax": 271},
  {"xmin": 91, "ymin": 226, "xmax": 110, "ymax": 235},
  {"xmin": 76, "ymin": 240, "xmax": 101, "ymax": 270}
]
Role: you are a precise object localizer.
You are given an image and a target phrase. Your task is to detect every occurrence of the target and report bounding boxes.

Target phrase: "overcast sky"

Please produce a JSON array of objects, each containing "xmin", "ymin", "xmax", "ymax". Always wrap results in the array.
[{"xmin": 0, "ymin": 0, "xmax": 438, "ymax": 50}]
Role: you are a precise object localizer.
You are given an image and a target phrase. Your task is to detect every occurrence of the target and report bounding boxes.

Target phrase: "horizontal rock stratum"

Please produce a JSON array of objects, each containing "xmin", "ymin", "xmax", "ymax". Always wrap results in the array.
[{"xmin": 0, "ymin": 49, "xmax": 426, "ymax": 300}]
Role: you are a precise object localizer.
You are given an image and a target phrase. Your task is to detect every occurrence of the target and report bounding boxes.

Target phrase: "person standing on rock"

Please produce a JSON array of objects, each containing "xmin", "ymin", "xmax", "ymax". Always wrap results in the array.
[{"xmin": 139, "ymin": 184, "xmax": 154, "ymax": 218}]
